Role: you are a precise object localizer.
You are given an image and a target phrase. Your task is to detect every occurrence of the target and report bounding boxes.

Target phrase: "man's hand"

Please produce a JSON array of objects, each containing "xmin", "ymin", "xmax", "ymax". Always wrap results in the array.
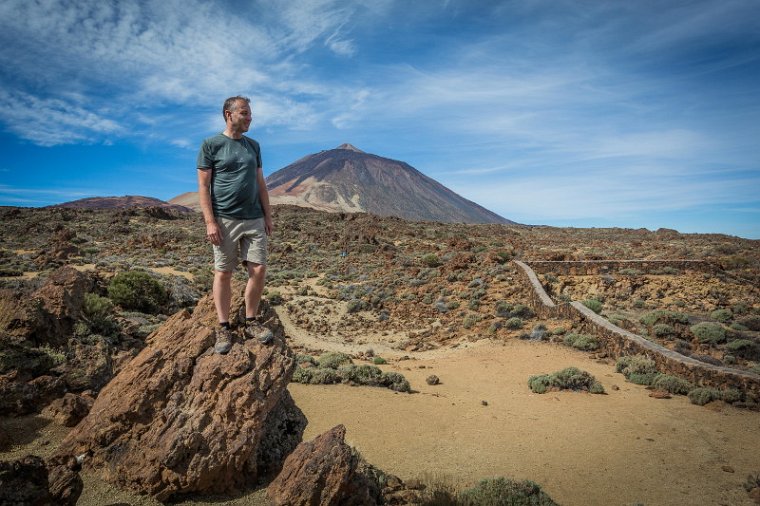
[
  {"xmin": 264, "ymin": 214, "xmax": 274, "ymax": 236},
  {"xmin": 206, "ymin": 220, "xmax": 222, "ymax": 245}
]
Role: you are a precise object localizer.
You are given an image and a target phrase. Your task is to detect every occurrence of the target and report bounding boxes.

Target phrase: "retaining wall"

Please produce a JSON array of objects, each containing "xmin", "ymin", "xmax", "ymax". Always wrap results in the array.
[
  {"xmin": 513, "ymin": 260, "xmax": 760, "ymax": 401},
  {"xmin": 526, "ymin": 259, "xmax": 717, "ymax": 276}
]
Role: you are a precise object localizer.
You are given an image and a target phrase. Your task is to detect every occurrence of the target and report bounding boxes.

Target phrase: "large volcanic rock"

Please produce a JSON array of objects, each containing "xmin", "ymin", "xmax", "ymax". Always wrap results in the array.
[
  {"xmin": 56, "ymin": 282, "xmax": 306, "ymax": 501},
  {"xmin": 267, "ymin": 425, "xmax": 383, "ymax": 506}
]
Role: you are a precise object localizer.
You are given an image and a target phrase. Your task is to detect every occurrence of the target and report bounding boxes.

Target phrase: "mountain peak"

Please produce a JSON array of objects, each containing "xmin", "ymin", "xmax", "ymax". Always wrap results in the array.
[
  {"xmin": 265, "ymin": 146, "xmax": 513, "ymax": 224},
  {"xmin": 336, "ymin": 143, "xmax": 364, "ymax": 153}
]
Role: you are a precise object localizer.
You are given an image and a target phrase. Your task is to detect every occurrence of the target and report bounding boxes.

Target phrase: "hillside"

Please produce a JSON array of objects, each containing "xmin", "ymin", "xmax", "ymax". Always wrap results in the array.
[{"xmin": 266, "ymin": 143, "xmax": 513, "ymax": 224}]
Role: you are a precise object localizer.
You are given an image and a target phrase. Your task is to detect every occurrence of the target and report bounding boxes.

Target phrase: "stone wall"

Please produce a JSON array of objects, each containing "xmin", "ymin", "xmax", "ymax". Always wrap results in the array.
[
  {"xmin": 513, "ymin": 260, "xmax": 760, "ymax": 401},
  {"xmin": 525, "ymin": 259, "xmax": 717, "ymax": 276}
]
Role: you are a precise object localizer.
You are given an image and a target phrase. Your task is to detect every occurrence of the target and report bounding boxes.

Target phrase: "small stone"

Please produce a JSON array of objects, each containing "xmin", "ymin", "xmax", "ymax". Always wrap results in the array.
[
  {"xmin": 721, "ymin": 465, "xmax": 735, "ymax": 473},
  {"xmin": 611, "ymin": 385, "xmax": 620, "ymax": 391},
  {"xmin": 425, "ymin": 375, "xmax": 440, "ymax": 385},
  {"xmin": 481, "ymin": 400, "xmax": 488, "ymax": 406},
  {"xmin": 649, "ymin": 390, "xmax": 671, "ymax": 399}
]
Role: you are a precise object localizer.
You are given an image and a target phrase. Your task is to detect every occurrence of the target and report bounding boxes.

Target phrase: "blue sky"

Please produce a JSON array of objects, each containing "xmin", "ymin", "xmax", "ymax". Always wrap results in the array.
[{"xmin": 1, "ymin": 0, "xmax": 759, "ymax": 238}]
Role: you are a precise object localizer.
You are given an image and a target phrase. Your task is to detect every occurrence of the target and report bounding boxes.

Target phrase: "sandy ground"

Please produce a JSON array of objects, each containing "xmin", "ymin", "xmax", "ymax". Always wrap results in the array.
[
  {"xmin": 2, "ymin": 322, "xmax": 759, "ymax": 505},
  {"xmin": 289, "ymin": 339, "xmax": 760, "ymax": 505}
]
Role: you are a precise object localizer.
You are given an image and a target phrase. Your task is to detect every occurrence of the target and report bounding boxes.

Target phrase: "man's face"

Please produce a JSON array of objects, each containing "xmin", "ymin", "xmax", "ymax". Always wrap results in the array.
[{"xmin": 227, "ymin": 101, "xmax": 252, "ymax": 133}]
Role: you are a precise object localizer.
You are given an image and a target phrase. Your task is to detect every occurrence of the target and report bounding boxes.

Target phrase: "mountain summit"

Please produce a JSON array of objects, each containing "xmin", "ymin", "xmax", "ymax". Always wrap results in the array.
[{"xmin": 266, "ymin": 144, "xmax": 513, "ymax": 224}]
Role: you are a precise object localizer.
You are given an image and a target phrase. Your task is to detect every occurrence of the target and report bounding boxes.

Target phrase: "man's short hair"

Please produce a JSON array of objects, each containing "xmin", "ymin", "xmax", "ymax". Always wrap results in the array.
[{"xmin": 222, "ymin": 96, "xmax": 251, "ymax": 119}]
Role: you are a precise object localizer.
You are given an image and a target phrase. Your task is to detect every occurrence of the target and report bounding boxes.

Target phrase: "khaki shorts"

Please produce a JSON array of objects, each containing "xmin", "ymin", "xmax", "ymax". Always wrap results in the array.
[{"xmin": 213, "ymin": 217, "xmax": 267, "ymax": 272}]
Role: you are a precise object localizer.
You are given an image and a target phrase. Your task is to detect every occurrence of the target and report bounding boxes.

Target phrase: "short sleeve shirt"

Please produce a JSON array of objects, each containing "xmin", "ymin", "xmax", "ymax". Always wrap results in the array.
[{"xmin": 197, "ymin": 133, "xmax": 263, "ymax": 220}]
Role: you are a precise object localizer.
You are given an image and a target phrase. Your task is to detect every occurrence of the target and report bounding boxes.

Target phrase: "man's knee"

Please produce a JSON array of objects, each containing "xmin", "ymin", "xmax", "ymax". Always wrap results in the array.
[
  {"xmin": 246, "ymin": 262, "xmax": 266, "ymax": 278},
  {"xmin": 215, "ymin": 270, "xmax": 233, "ymax": 281}
]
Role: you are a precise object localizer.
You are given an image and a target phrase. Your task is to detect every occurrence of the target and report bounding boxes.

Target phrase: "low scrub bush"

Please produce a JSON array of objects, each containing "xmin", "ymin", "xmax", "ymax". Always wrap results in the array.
[
  {"xmin": 528, "ymin": 367, "xmax": 605, "ymax": 394},
  {"xmin": 563, "ymin": 333, "xmax": 600, "ymax": 351},
  {"xmin": 457, "ymin": 477, "xmax": 559, "ymax": 506},
  {"xmin": 652, "ymin": 323, "xmax": 676, "ymax": 338},
  {"xmin": 651, "ymin": 374, "xmax": 693, "ymax": 395},
  {"xmin": 616, "ymin": 355, "xmax": 658, "ymax": 385},
  {"xmin": 82, "ymin": 293, "xmax": 119, "ymax": 336},
  {"xmin": 495, "ymin": 301, "xmax": 534, "ymax": 319},
  {"xmin": 108, "ymin": 270, "xmax": 168, "ymax": 313},
  {"xmin": 421, "ymin": 253, "xmax": 441, "ymax": 268},
  {"xmin": 318, "ymin": 352, "xmax": 352, "ymax": 369},
  {"xmin": 688, "ymin": 387, "xmax": 721, "ymax": 406},
  {"xmin": 690, "ymin": 322, "xmax": 726, "ymax": 345},
  {"xmin": 505, "ymin": 317, "xmax": 523, "ymax": 330},
  {"xmin": 640, "ymin": 310, "xmax": 689, "ymax": 327},
  {"xmin": 725, "ymin": 339, "xmax": 760, "ymax": 360},
  {"xmin": 292, "ymin": 356, "xmax": 411, "ymax": 393},
  {"xmin": 582, "ymin": 299, "xmax": 603, "ymax": 314},
  {"xmin": 710, "ymin": 308, "xmax": 733, "ymax": 323},
  {"xmin": 292, "ymin": 366, "xmax": 340, "ymax": 385},
  {"xmin": 737, "ymin": 315, "xmax": 760, "ymax": 331}
]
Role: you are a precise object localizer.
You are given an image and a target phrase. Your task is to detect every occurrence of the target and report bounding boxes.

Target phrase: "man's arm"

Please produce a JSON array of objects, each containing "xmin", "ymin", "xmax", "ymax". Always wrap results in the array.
[
  {"xmin": 257, "ymin": 167, "xmax": 273, "ymax": 236},
  {"xmin": 198, "ymin": 168, "xmax": 221, "ymax": 245}
]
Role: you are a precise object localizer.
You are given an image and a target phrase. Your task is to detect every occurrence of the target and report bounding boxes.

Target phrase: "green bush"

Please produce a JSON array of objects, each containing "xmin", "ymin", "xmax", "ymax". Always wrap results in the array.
[
  {"xmin": 737, "ymin": 315, "xmax": 760, "ymax": 331},
  {"xmin": 372, "ymin": 356, "xmax": 387, "ymax": 365},
  {"xmin": 563, "ymin": 333, "xmax": 600, "ymax": 351},
  {"xmin": 267, "ymin": 290, "xmax": 284, "ymax": 305},
  {"xmin": 582, "ymin": 299, "xmax": 603, "ymax": 314},
  {"xmin": 82, "ymin": 293, "xmax": 119, "ymax": 335},
  {"xmin": 421, "ymin": 253, "xmax": 441, "ymax": 268},
  {"xmin": 318, "ymin": 352, "xmax": 352, "ymax": 369},
  {"xmin": 690, "ymin": 322, "xmax": 726, "ymax": 344},
  {"xmin": 292, "ymin": 366, "xmax": 340, "ymax": 385},
  {"xmin": 725, "ymin": 339, "xmax": 760, "ymax": 360},
  {"xmin": 710, "ymin": 308, "xmax": 733, "ymax": 323},
  {"xmin": 505, "ymin": 317, "xmax": 523, "ymax": 330},
  {"xmin": 380, "ymin": 371, "xmax": 411, "ymax": 392},
  {"xmin": 528, "ymin": 367, "xmax": 604, "ymax": 394},
  {"xmin": 463, "ymin": 314, "xmax": 480, "ymax": 329},
  {"xmin": 652, "ymin": 323, "xmax": 675, "ymax": 338},
  {"xmin": 458, "ymin": 477, "xmax": 558, "ymax": 506},
  {"xmin": 496, "ymin": 302, "xmax": 533, "ymax": 319},
  {"xmin": 640, "ymin": 310, "xmax": 689, "ymax": 326},
  {"xmin": 107, "ymin": 270, "xmax": 168, "ymax": 313},
  {"xmin": 688, "ymin": 387, "xmax": 721, "ymax": 406},
  {"xmin": 651, "ymin": 374, "xmax": 693, "ymax": 395},
  {"xmin": 721, "ymin": 388, "xmax": 744, "ymax": 404},
  {"xmin": 616, "ymin": 355, "xmax": 658, "ymax": 385}
]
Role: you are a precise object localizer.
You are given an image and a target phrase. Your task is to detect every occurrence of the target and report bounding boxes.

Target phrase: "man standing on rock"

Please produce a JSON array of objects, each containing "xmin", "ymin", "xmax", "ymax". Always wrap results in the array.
[{"xmin": 197, "ymin": 96, "xmax": 274, "ymax": 353}]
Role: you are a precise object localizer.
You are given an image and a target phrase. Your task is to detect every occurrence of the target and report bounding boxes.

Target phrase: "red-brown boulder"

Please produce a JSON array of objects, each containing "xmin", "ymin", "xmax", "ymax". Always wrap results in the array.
[
  {"xmin": 56, "ymin": 282, "xmax": 305, "ymax": 501},
  {"xmin": 267, "ymin": 425, "xmax": 382, "ymax": 506}
]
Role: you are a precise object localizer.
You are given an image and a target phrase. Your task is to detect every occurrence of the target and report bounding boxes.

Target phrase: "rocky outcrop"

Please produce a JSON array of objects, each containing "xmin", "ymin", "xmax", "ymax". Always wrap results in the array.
[
  {"xmin": 31, "ymin": 266, "xmax": 94, "ymax": 347},
  {"xmin": 267, "ymin": 425, "xmax": 384, "ymax": 506},
  {"xmin": 56, "ymin": 282, "xmax": 305, "ymax": 501},
  {"xmin": 42, "ymin": 392, "xmax": 95, "ymax": 427},
  {"xmin": 0, "ymin": 454, "xmax": 83, "ymax": 506}
]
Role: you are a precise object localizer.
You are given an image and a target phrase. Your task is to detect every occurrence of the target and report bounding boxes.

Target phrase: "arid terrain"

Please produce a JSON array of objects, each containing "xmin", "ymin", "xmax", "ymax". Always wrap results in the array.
[{"xmin": 1, "ymin": 204, "xmax": 759, "ymax": 505}]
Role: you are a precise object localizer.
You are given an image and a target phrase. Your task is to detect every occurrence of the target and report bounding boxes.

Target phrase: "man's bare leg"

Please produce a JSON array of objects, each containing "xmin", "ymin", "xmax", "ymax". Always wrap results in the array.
[
  {"xmin": 244, "ymin": 262, "xmax": 266, "ymax": 318},
  {"xmin": 213, "ymin": 270, "xmax": 233, "ymax": 323}
]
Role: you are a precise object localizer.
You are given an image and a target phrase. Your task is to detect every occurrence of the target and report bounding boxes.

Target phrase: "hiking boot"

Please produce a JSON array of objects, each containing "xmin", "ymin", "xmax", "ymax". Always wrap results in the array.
[
  {"xmin": 244, "ymin": 320, "xmax": 274, "ymax": 345},
  {"xmin": 214, "ymin": 326, "xmax": 233, "ymax": 354}
]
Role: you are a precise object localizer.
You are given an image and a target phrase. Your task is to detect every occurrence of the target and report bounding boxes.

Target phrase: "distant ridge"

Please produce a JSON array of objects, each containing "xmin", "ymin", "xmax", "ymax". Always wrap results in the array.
[
  {"xmin": 266, "ymin": 144, "xmax": 514, "ymax": 224},
  {"xmin": 50, "ymin": 195, "xmax": 193, "ymax": 213}
]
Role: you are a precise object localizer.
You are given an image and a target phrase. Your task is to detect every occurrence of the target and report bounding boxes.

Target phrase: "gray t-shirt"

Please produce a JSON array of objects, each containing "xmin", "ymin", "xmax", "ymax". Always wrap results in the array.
[{"xmin": 197, "ymin": 133, "xmax": 263, "ymax": 220}]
